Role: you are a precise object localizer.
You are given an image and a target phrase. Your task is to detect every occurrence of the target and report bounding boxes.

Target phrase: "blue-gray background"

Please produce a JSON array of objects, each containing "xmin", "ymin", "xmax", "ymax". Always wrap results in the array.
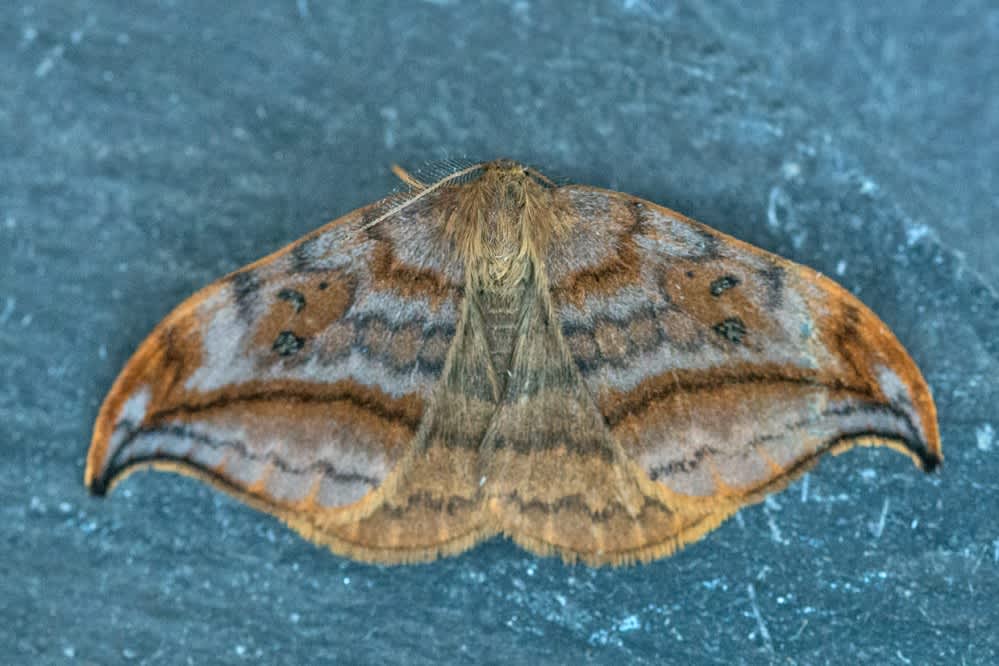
[{"xmin": 3, "ymin": 2, "xmax": 997, "ymax": 664}]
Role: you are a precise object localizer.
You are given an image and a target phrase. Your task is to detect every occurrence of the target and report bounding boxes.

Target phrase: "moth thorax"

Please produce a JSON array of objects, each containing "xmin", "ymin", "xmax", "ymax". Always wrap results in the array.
[{"xmin": 476, "ymin": 206, "xmax": 530, "ymax": 291}]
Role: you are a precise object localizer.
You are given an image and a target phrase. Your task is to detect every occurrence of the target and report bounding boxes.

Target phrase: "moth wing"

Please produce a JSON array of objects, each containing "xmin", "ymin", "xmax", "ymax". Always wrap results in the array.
[
  {"xmin": 543, "ymin": 186, "xmax": 940, "ymax": 559},
  {"xmin": 86, "ymin": 198, "xmax": 481, "ymax": 561}
]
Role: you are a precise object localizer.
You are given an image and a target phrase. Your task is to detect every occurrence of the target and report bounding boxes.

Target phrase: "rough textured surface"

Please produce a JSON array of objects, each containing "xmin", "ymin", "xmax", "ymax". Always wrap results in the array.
[{"xmin": 3, "ymin": 2, "xmax": 996, "ymax": 664}]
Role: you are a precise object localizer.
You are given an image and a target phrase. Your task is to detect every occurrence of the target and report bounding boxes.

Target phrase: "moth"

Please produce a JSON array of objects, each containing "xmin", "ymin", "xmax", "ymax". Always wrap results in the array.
[{"xmin": 86, "ymin": 159, "xmax": 941, "ymax": 565}]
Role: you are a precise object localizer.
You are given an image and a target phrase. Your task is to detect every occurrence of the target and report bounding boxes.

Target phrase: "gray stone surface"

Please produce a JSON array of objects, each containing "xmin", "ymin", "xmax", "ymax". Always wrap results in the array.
[{"xmin": 2, "ymin": 2, "xmax": 996, "ymax": 664}]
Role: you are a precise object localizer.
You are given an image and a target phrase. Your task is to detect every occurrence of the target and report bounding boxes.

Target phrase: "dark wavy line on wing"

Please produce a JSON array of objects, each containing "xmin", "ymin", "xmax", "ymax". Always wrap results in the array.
[
  {"xmin": 95, "ymin": 421, "xmax": 381, "ymax": 496},
  {"xmin": 601, "ymin": 370, "xmax": 872, "ymax": 426},
  {"xmin": 646, "ymin": 402, "xmax": 935, "ymax": 482},
  {"xmin": 146, "ymin": 386, "xmax": 423, "ymax": 431}
]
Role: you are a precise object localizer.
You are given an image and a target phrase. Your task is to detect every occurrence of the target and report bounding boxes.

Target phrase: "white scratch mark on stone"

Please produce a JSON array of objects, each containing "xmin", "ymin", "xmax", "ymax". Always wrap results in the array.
[
  {"xmin": 380, "ymin": 106, "xmax": 398, "ymax": 149},
  {"xmin": 835, "ymin": 260, "xmax": 847, "ymax": 276},
  {"xmin": 976, "ymin": 423, "xmax": 994, "ymax": 452},
  {"xmin": 905, "ymin": 224, "xmax": 930, "ymax": 247},
  {"xmin": 765, "ymin": 509, "xmax": 787, "ymax": 545},
  {"xmin": 871, "ymin": 498, "xmax": 891, "ymax": 540},
  {"xmin": 781, "ymin": 161, "xmax": 801, "ymax": 181},
  {"xmin": 0, "ymin": 297, "xmax": 15, "ymax": 325},
  {"xmin": 35, "ymin": 44, "xmax": 65, "ymax": 78},
  {"xmin": 766, "ymin": 186, "xmax": 785, "ymax": 231},
  {"xmin": 747, "ymin": 583, "xmax": 774, "ymax": 654},
  {"xmin": 766, "ymin": 185, "xmax": 805, "ymax": 248},
  {"xmin": 859, "ymin": 178, "xmax": 878, "ymax": 195},
  {"xmin": 800, "ymin": 473, "xmax": 809, "ymax": 503},
  {"xmin": 618, "ymin": 615, "xmax": 641, "ymax": 632}
]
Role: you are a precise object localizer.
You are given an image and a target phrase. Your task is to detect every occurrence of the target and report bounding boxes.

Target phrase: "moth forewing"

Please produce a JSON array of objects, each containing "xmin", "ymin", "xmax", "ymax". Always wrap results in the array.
[{"xmin": 87, "ymin": 160, "xmax": 941, "ymax": 565}]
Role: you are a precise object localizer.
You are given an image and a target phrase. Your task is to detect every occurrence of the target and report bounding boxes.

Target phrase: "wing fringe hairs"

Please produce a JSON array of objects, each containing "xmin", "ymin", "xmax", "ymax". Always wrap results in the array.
[{"xmin": 86, "ymin": 159, "xmax": 940, "ymax": 566}]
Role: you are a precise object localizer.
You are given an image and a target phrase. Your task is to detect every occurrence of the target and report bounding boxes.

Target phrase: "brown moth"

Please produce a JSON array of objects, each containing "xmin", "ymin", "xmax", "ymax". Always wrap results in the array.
[{"xmin": 85, "ymin": 159, "xmax": 941, "ymax": 565}]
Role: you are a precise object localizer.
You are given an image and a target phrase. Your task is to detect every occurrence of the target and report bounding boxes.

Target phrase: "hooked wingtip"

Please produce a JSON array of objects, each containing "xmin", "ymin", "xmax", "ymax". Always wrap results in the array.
[
  {"xmin": 84, "ymin": 431, "xmax": 112, "ymax": 497},
  {"xmin": 918, "ymin": 447, "xmax": 943, "ymax": 474}
]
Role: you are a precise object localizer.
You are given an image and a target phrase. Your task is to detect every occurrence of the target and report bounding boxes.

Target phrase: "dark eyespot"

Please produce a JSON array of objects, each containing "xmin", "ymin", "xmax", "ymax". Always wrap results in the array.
[
  {"xmin": 273, "ymin": 331, "xmax": 305, "ymax": 356},
  {"xmin": 710, "ymin": 275, "xmax": 741, "ymax": 297},
  {"xmin": 713, "ymin": 317, "xmax": 747, "ymax": 344},
  {"xmin": 277, "ymin": 289, "xmax": 306, "ymax": 312}
]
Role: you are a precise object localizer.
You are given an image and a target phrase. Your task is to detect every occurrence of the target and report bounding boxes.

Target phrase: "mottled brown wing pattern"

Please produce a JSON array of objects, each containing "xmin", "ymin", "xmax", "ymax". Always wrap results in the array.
[
  {"xmin": 85, "ymin": 196, "xmax": 495, "ymax": 559},
  {"xmin": 87, "ymin": 161, "xmax": 941, "ymax": 566},
  {"xmin": 542, "ymin": 186, "xmax": 940, "ymax": 558}
]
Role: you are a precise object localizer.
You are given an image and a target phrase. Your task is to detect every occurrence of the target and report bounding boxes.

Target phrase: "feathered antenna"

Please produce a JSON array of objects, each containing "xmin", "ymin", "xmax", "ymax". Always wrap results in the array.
[{"xmin": 362, "ymin": 162, "xmax": 486, "ymax": 231}]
